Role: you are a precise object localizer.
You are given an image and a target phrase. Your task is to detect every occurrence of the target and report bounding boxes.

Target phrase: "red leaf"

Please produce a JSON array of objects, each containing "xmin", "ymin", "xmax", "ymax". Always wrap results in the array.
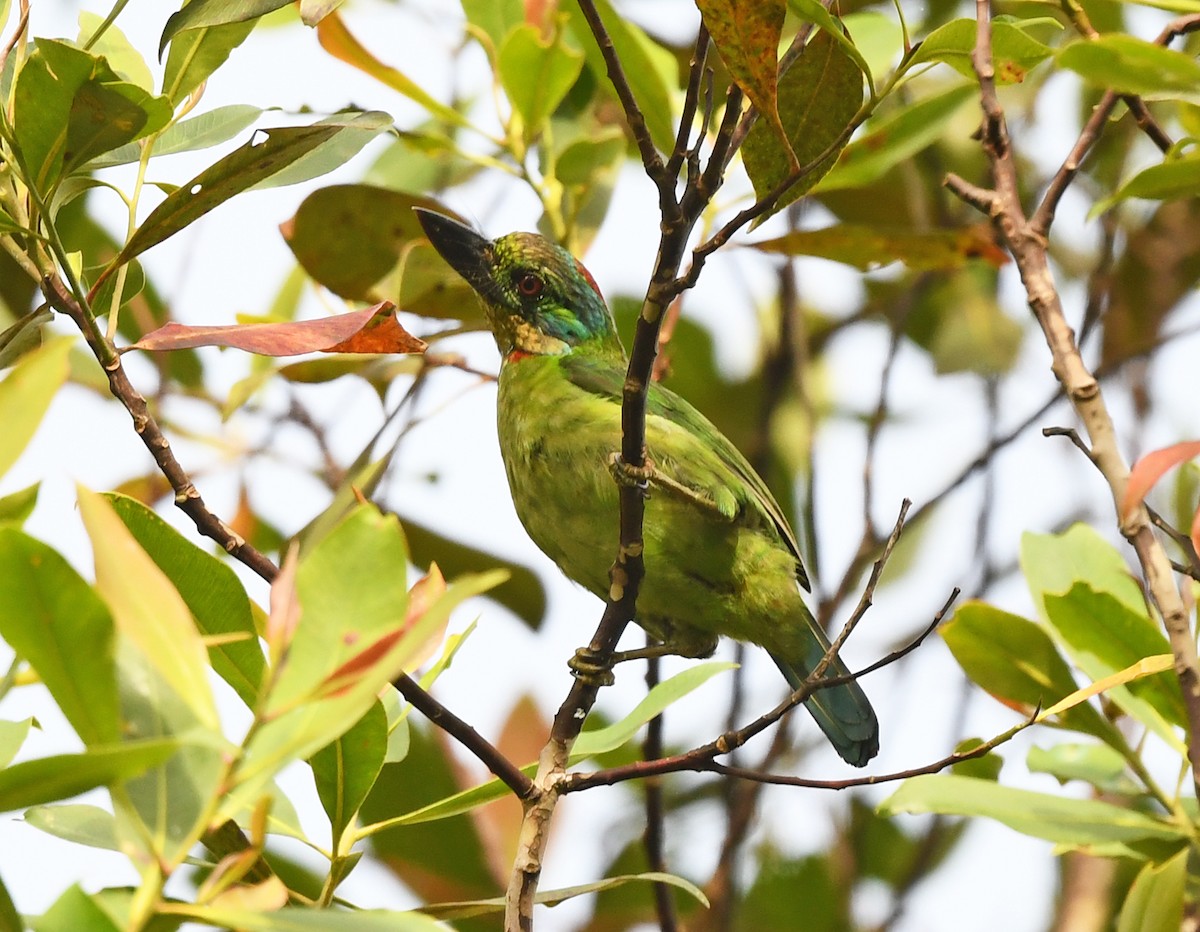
[
  {"xmin": 127, "ymin": 302, "xmax": 426, "ymax": 357},
  {"xmin": 1122, "ymin": 440, "xmax": 1200, "ymax": 520}
]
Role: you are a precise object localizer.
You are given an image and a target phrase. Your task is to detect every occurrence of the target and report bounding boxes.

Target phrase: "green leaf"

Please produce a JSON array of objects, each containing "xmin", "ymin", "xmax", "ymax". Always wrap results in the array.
[
  {"xmin": 1118, "ymin": 847, "xmax": 1186, "ymax": 932},
  {"xmin": 1021, "ymin": 524, "xmax": 1147, "ymax": 618},
  {"xmin": 941, "ymin": 601, "xmax": 1116, "ymax": 741},
  {"xmin": 162, "ymin": 19, "xmax": 257, "ymax": 105},
  {"xmin": 1058, "ymin": 35, "xmax": 1200, "ymax": 103},
  {"xmin": 839, "ymin": 12, "xmax": 902, "ymax": 86},
  {"xmin": 0, "ymin": 872, "xmax": 18, "ymax": 932},
  {"xmin": 905, "ymin": 266, "xmax": 1022, "ymax": 375},
  {"xmin": 24, "ymin": 803, "xmax": 120, "ymax": 852},
  {"xmin": 422, "ymin": 872, "xmax": 709, "ymax": 919},
  {"xmin": 573, "ymin": 661, "xmax": 737, "ymax": 757},
  {"xmin": 697, "ymin": 0, "xmax": 788, "ymax": 151},
  {"xmin": 789, "ymin": 0, "xmax": 876, "ymax": 91},
  {"xmin": 499, "ymin": 25, "xmax": 585, "ymax": 142},
  {"xmin": 88, "ymin": 104, "xmax": 264, "ymax": 168},
  {"xmin": 160, "ymin": 0, "xmax": 290, "ymax": 56},
  {"xmin": 163, "ymin": 907, "xmax": 446, "ymax": 932},
  {"xmin": 1097, "ymin": 154, "xmax": 1200, "ymax": 212},
  {"xmin": 281, "ymin": 185, "xmax": 459, "ymax": 301},
  {"xmin": 103, "ymin": 493, "xmax": 264, "ymax": 708},
  {"xmin": 32, "ymin": 885, "xmax": 122, "ymax": 932},
  {"xmin": 749, "ymin": 223, "xmax": 1004, "ymax": 271},
  {"xmin": 310, "ymin": 700, "xmax": 388, "ymax": 844},
  {"xmin": 1044, "ymin": 584, "xmax": 1186, "ymax": 730},
  {"xmin": 77, "ymin": 12, "xmax": 154, "ymax": 90},
  {"xmin": 911, "ymin": 18, "xmax": 1052, "ymax": 84},
  {"xmin": 879, "ymin": 774, "xmax": 1187, "ymax": 852},
  {"xmin": 0, "ymin": 483, "xmax": 38, "ymax": 526},
  {"xmin": 77, "ymin": 487, "xmax": 219, "ymax": 731},
  {"xmin": 816, "ymin": 83, "xmax": 975, "ymax": 192},
  {"xmin": 0, "ymin": 740, "xmax": 178, "ymax": 812},
  {"xmin": 1027, "ymin": 743, "xmax": 1140, "ymax": 794},
  {"xmin": 0, "ymin": 718, "xmax": 35, "ymax": 769},
  {"xmin": 0, "ymin": 528, "xmax": 120, "ymax": 745},
  {"xmin": 364, "ymin": 661, "xmax": 735, "ymax": 831},
  {"xmin": 113, "ymin": 112, "xmax": 392, "ymax": 265},
  {"xmin": 562, "ymin": 0, "xmax": 677, "ymax": 152},
  {"xmin": 224, "ymin": 507, "xmax": 503, "ymax": 818},
  {"xmin": 62, "ymin": 79, "xmax": 173, "ymax": 174},
  {"xmin": 0, "ymin": 334, "xmax": 72, "ymax": 480},
  {"xmin": 742, "ymin": 28, "xmax": 864, "ymax": 221}
]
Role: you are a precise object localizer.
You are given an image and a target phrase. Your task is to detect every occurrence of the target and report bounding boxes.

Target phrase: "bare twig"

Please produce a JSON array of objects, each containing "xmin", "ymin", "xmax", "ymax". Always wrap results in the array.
[{"xmin": 948, "ymin": 0, "xmax": 1200, "ymax": 797}]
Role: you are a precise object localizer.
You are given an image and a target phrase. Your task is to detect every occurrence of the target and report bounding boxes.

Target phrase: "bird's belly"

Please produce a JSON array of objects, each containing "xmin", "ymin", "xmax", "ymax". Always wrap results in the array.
[{"xmin": 499, "ymin": 398, "xmax": 800, "ymax": 652}]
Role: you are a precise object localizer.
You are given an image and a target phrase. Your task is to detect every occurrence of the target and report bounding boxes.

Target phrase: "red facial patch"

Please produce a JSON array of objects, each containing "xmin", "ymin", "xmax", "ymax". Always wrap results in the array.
[{"xmin": 507, "ymin": 349, "xmax": 533, "ymax": 363}]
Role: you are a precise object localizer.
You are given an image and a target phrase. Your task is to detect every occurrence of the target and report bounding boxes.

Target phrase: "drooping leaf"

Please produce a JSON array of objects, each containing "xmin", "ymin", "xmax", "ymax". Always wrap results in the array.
[
  {"xmin": 1098, "ymin": 154, "xmax": 1200, "ymax": 210},
  {"xmin": 0, "ymin": 528, "xmax": 120, "ymax": 745},
  {"xmin": 0, "ymin": 337, "xmax": 72, "ymax": 480},
  {"xmin": 1058, "ymin": 35, "xmax": 1200, "ymax": 102},
  {"xmin": 742, "ymin": 28, "xmax": 863, "ymax": 220},
  {"xmin": 110, "ymin": 112, "xmax": 393, "ymax": 268},
  {"xmin": 696, "ymin": 0, "xmax": 789, "ymax": 153},
  {"xmin": 156, "ymin": 906, "xmax": 447, "ymax": 931}
]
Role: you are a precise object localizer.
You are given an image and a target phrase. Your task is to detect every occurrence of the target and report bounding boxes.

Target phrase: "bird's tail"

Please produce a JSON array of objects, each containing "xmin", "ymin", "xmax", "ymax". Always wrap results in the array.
[{"xmin": 772, "ymin": 636, "xmax": 879, "ymax": 767}]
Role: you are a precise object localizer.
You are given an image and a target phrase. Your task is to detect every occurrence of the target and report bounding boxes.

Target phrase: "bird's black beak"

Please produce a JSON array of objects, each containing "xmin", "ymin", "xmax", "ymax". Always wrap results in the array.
[{"xmin": 414, "ymin": 208, "xmax": 500, "ymax": 303}]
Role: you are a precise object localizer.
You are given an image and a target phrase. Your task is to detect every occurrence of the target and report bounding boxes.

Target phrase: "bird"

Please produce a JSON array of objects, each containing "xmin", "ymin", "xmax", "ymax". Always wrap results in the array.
[{"xmin": 415, "ymin": 209, "xmax": 879, "ymax": 767}]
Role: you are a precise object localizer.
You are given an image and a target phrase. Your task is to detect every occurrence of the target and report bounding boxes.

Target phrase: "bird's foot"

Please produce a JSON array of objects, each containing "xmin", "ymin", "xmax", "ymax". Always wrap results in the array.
[
  {"xmin": 568, "ymin": 648, "xmax": 616, "ymax": 687},
  {"xmin": 607, "ymin": 451, "xmax": 655, "ymax": 494}
]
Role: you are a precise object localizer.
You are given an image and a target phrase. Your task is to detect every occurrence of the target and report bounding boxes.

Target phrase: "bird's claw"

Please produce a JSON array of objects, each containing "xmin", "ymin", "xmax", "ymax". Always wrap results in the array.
[
  {"xmin": 607, "ymin": 451, "xmax": 655, "ymax": 494},
  {"xmin": 568, "ymin": 647, "xmax": 616, "ymax": 687}
]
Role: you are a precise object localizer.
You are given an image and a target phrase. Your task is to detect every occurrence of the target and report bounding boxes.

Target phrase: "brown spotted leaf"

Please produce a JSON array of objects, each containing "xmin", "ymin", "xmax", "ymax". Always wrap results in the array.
[
  {"xmin": 750, "ymin": 223, "xmax": 1008, "ymax": 271},
  {"xmin": 128, "ymin": 302, "xmax": 426, "ymax": 357},
  {"xmin": 742, "ymin": 27, "xmax": 863, "ymax": 222},
  {"xmin": 696, "ymin": 0, "xmax": 790, "ymax": 158}
]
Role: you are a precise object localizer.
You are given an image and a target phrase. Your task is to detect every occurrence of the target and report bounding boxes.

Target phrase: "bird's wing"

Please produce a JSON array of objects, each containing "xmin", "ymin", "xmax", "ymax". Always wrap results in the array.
[{"xmin": 561, "ymin": 351, "xmax": 810, "ymax": 591}]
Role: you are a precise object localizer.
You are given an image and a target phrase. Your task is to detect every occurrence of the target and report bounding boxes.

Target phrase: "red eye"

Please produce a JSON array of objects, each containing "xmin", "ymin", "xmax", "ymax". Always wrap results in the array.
[{"xmin": 516, "ymin": 273, "xmax": 544, "ymax": 297}]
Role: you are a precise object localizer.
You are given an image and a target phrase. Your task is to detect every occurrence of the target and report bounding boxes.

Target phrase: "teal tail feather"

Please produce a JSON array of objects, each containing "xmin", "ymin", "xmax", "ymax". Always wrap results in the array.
[{"xmin": 772, "ymin": 645, "xmax": 879, "ymax": 768}]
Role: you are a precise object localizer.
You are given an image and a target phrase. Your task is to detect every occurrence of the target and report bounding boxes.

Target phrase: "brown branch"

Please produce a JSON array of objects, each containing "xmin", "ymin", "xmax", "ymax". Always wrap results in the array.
[
  {"xmin": 664, "ymin": 23, "xmax": 709, "ymax": 182},
  {"xmin": 41, "ymin": 274, "xmax": 281, "ymax": 583},
  {"xmin": 948, "ymin": 0, "xmax": 1200, "ymax": 797},
  {"xmin": 564, "ymin": 591, "xmax": 957, "ymax": 795}
]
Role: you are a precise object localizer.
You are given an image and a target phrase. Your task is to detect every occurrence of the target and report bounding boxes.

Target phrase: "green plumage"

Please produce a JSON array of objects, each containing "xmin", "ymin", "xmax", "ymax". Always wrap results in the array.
[{"xmin": 417, "ymin": 210, "xmax": 878, "ymax": 766}]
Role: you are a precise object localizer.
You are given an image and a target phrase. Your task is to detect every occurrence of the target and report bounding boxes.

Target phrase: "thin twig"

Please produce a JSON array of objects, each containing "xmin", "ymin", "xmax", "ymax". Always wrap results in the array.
[{"xmin": 641, "ymin": 653, "xmax": 678, "ymax": 932}]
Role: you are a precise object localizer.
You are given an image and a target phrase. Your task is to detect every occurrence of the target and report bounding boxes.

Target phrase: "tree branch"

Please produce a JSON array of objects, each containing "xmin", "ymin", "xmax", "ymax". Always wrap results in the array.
[{"xmin": 948, "ymin": 0, "xmax": 1200, "ymax": 798}]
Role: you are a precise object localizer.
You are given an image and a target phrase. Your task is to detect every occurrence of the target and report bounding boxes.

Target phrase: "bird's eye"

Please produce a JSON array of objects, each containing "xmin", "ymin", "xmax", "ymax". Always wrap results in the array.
[{"xmin": 515, "ymin": 272, "xmax": 544, "ymax": 298}]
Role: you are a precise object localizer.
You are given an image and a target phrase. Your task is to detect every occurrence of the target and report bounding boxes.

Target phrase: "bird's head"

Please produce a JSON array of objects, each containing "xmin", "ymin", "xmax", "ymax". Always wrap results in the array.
[{"xmin": 416, "ymin": 209, "xmax": 617, "ymax": 359}]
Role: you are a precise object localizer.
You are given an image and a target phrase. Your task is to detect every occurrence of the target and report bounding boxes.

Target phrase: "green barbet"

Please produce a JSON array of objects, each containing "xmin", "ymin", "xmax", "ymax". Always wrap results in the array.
[{"xmin": 417, "ymin": 210, "xmax": 879, "ymax": 767}]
